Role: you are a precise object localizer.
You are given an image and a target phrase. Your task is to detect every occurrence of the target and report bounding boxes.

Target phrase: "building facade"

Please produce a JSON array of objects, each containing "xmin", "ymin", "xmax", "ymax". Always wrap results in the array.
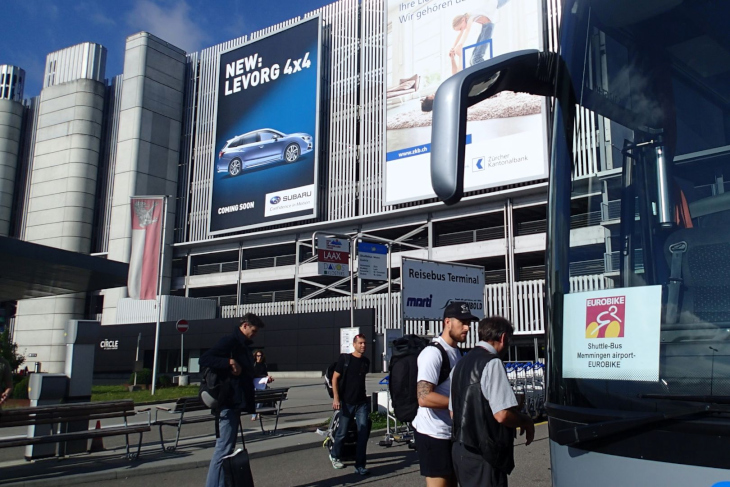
[{"xmin": 1, "ymin": 0, "xmax": 616, "ymax": 375}]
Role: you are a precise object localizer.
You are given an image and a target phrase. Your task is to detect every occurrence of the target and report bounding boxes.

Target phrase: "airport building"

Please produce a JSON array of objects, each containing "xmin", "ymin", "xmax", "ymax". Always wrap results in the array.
[{"xmin": 1, "ymin": 0, "xmax": 613, "ymax": 377}]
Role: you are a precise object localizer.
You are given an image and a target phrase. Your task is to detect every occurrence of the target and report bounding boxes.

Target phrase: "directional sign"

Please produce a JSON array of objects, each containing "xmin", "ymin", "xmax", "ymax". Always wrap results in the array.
[
  {"xmin": 358, "ymin": 242, "xmax": 388, "ymax": 281},
  {"xmin": 176, "ymin": 319, "xmax": 189, "ymax": 333},
  {"xmin": 317, "ymin": 236, "xmax": 350, "ymax": 277}
]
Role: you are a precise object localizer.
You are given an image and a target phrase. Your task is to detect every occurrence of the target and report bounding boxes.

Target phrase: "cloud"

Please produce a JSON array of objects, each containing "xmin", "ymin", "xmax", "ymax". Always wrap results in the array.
[
  {"xmin": 126, "ymin": 0, "xmax": 209, "ymax": 53},
  {"xmin": 75, "ymin": 2, "xmax": 116, "ymax": 26}
]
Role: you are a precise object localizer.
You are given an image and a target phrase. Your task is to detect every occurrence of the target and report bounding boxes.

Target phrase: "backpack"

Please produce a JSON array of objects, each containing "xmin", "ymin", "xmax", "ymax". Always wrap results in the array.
[
  {"xmin": 324, "ymin": 354, "xmax": 351, "ymax": 399},
  {"xmin": 388, "ymin": 335, "xmax": 454, "ymax": 423},
  {"xmin": 199, "ymin": 366, "xmax": 231, "ymax": 410}
]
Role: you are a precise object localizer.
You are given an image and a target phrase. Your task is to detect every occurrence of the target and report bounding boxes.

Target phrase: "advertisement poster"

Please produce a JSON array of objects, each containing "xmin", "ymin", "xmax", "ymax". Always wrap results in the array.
[
  {"xmin": 562, "ymin": 286, "xmax": 662, "ymax": 381},
  {"xmin": 385, "ymin": 0, "xmax": 547, "ymax": 205},
  {"xmin": 317, "ymin": 236, "xmax": 351, "ymax": 277},
  {"xmin": 340, "ymin": 327, "xmax": 361, "ymax": 354},
  {"xmin": 401, "ymin": 258, "xmax": 485, "ymax": 320},
  {"xmin": 208, "ymin": 17, "xmax": 321, "ymax": 234}
]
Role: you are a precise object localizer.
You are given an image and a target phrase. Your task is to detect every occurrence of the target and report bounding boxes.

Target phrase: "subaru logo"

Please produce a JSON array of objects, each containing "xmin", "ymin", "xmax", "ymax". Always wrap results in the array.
[{"xmin": 270, "ymin": 196, "xmax": 281, "ymax": 205}]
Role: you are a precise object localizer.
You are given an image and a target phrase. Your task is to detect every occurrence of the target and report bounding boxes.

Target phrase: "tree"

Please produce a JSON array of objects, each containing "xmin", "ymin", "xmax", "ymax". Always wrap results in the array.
[{"xmin": 0, "ymin": 329, "xmax": 24, "ymax": 371}]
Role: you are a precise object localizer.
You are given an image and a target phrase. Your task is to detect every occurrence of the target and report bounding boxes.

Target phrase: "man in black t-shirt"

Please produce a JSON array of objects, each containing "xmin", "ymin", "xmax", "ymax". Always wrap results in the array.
[{"xmin": 330, "ymin": 333, "xmax": 370, "ymax": 475}]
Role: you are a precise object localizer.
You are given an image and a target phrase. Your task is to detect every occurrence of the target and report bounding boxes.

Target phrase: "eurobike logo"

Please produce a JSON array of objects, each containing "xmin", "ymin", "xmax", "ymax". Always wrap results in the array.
[{"xmin": 585, "ymin": 296, "xmax": 625, "ymax": 339}]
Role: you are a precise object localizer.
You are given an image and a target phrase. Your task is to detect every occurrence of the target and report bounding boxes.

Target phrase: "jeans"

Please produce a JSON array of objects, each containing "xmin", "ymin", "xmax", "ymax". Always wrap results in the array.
[
  {"xmin": 470, "ymin": 22, "xmax": 495, "ymax": 66},
  {"xmin": 332, "ymin": 401, "xmax": 369, "ymax": 468},
  {"xmin": 206, "ymin": 408, "xmax": 241, "ymax": 487}
]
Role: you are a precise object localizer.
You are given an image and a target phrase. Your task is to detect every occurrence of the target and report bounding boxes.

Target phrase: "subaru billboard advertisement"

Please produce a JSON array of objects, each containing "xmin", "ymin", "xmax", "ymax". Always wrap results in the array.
[{"xmin": 208, "ymin": 16, "xmax": 321, "ymax": 234}]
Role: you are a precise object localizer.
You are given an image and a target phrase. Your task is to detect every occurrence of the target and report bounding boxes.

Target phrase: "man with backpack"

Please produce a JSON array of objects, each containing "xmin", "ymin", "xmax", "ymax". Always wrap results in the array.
[
  {"xmin": 200, "ymin": 313, "xmax": 265, "ymax": 487},
  {"xmin": 413, "ymin": 301, "xmax": 477, "ymax": 487},
  {"xmin": 330, "ymin": 333, "xmax": 371, "ymax": 475}
]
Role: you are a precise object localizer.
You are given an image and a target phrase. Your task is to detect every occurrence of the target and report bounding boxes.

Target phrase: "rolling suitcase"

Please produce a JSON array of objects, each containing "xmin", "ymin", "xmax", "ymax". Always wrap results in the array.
[{"xmin": 222, "ymin": 447, "xmax": 254, "ymax": 487}]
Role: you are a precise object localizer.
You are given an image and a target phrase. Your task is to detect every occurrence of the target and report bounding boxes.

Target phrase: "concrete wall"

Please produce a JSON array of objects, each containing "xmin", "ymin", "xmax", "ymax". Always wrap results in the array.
[
  {"xmin": 0, "ymin": 99, "xmax": 23, "ymax": 236},
  {"xmin": 14, "ymin": 78, "xmax": 106, "ymax": 373},
  {"xmin": 102, "ymin": 32, "xmax": 187, "ymax": 325}
]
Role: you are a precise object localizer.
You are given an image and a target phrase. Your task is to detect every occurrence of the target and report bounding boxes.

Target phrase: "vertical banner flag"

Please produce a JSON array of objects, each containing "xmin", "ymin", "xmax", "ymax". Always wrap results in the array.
[{"xmin": 128, "ymin": 197, "xmax": 165, "ymax": 300}]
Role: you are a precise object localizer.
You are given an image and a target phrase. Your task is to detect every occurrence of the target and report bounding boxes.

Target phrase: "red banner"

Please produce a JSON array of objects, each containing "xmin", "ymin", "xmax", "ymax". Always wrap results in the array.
[{"xmin": 128, "ymin": 197, "xmax": 164, "ymax": 300}]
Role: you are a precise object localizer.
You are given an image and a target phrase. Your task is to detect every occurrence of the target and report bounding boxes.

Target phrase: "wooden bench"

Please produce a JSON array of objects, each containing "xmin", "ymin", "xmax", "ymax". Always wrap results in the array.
[
  {"xmin": 0, "ymin": 400, "xmax": 150, "ymax": 460},
  {"xmin": 150, "ymin": 387, "xmax": 290, "ymax": 452}
]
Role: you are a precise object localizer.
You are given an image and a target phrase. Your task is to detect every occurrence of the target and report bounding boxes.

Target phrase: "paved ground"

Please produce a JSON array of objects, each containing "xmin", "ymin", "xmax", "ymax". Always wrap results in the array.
[
  {"xmin": 101, "ymin": 424, "xmax": 550, "ymax": 487},
  {"xmin": 0, "ymin": 376, "xmax": 552, "ymax": 486}
]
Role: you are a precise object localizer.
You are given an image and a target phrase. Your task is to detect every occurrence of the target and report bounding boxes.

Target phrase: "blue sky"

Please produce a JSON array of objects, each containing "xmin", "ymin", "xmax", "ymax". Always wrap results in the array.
[{"xmin": 0, "ymin": 0, "xmax": 334, "ymax": 98}]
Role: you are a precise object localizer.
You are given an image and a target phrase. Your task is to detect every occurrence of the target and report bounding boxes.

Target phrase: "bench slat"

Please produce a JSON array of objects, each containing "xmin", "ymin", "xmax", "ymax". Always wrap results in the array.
[{"xmin": 0, "ymin": 425, "xmax": 150, "ymax": 448}]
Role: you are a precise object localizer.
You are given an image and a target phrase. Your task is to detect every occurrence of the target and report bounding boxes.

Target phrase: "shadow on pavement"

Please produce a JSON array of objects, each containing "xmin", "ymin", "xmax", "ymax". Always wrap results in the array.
[{"xmin": 291, "ymin": 449, "xmax": 419, "ymax": 487}]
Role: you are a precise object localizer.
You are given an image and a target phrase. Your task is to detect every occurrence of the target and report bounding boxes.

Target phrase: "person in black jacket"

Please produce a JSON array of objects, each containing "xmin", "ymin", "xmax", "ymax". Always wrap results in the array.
[
  {"xmin": 449, "ymin": 316, "xmax": 534, "ymax": 487},
  {"xmin": 200, "ymin": 313, "xmax": 265, "ymax": 487},
  {"xmin": 251, "ymin": 350, "xmax": 274, "ymax": 420}
]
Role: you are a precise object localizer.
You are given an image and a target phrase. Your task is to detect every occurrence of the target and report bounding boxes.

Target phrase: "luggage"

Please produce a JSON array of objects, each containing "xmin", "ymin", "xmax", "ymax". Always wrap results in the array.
[
  {"xmin": 323, "ymin": 409, "xmax": 373, "ymax": 460},
  {"xmin": 388, "ymin": 335, "xmax": 451, "ymax": 423},
  {"xmin": 222, "ymin": 447, "xmax": 254, "ymax": 487},
  {"xmin": 199, "ymin": 366, "xmax": 231, "ymax": 410},
  {"xmin": 323, "ymin": 354, "xmax": 350, "ymax": 399}
]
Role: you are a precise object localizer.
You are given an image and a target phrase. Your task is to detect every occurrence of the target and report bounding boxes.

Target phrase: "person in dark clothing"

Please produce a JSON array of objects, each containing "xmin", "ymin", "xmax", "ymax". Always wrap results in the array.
[
  {"xmin": 330, "ymin": 333, "xmax": 370, "ymax": 475},
  {"xmin": 449, "ymin": 316, "xmax": 534, "ymax": 487},
  {"xmin": 251, "ymin": 350, "xmax": 274, "ymax": 420},
  {"xmin": 200, "ymin": 313, "xmax": 265, "ymax": 487}
]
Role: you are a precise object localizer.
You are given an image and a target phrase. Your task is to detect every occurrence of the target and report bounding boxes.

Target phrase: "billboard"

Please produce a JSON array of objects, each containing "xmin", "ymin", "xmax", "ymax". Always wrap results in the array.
[
  {"xmin": 208, "ymin": 17, "xmax": 321, "ymax": 234},
  {"xmin": 385, "ymin": 0, "xmax": 547, "ymax": 205},
  {"xmin": 401, "ymin": 258, "xmax": 485, "ymax": 320}
]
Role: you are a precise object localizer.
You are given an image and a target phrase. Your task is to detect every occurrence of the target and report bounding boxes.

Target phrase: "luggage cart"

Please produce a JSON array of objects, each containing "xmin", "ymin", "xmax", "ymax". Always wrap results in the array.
[{"xmin": 377, "ymin": 376, "xmax": 414, "ymax": 447}]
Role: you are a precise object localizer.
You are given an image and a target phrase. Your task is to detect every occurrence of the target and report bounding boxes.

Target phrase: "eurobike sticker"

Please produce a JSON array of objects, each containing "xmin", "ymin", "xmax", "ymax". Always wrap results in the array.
[{"xmin": 563, "ymin": 286, "xmax": 661, "ymax": 381}]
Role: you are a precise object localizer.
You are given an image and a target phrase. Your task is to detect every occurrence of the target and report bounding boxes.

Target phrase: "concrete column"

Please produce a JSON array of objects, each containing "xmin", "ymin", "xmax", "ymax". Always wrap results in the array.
[
  {"xmin": 0, "ymin": 99, "xmax": 23, "ymax": 236},
  {"xmin": 102, "ymin": 32, "xmax": 186, "ymax": 325},
  {"xmin": 14, "ymin": 78, "xmax": 106, "ymax": 373}
]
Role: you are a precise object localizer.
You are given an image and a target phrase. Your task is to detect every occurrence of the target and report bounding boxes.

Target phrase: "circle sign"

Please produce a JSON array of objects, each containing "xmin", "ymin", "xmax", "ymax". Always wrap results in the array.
[{"xmin": 176, "ymin": 319, "xmax": 189, "ymax": 333}]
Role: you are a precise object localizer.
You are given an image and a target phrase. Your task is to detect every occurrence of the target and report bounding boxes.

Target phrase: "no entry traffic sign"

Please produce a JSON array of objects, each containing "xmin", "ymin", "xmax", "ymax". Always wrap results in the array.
[{"xmin": 176, "ymin": 319, "xmax": 189, "ymax": 333}]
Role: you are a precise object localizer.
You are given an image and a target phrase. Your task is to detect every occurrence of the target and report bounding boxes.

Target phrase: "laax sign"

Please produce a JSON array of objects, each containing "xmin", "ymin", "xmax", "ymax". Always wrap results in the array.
[
  {"xmin": 317, "ymin": 236, "xmax": 350, "ymax": 277},
  {"xmin": 563, "ymin": 286, "xmax": 662, "ymax": 381}
]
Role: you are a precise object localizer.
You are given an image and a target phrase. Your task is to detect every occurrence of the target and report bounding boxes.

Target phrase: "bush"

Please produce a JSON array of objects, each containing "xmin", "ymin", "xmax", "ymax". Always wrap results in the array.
[
  {"xmin": 1, "ymin": 329, "xmax": 25, "ymax": 372},
  {"xmin": 128, "ymin": 368, "xmax": 152, "ymax": 385},
  {"xmin": 12, "ymin": 376, "xmax": 29, "ymax": 399},
  {"xmin": 157, "ymin": 375, "xmax": 172, "ymax": 388}
]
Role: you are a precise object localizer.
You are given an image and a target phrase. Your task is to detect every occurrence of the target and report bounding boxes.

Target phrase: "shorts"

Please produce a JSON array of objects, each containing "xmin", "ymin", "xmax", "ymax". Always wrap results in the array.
[{"xmin": 414, "ymin": 429, "xmax": 455, "ymax": 479}]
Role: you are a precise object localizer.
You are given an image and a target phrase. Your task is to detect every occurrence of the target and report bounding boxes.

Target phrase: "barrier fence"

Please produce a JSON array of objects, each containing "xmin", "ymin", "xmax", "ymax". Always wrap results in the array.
[{"xmin": 220, "ymin": 275, "xmax": 612, "ymax": 347}]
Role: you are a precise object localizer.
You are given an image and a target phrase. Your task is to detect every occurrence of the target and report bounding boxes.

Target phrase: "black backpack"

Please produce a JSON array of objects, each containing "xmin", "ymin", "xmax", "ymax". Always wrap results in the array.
[
  {"xmin": 389, "ymin": 335, "xmax": 453, "ymax": 423},
  {"xmin": 199, "ymin": 366, "xmax": 232, "ymax": 411},
  {"xmin": 324, "ymin": 354, "xmax": 351, "ymax": 399}
]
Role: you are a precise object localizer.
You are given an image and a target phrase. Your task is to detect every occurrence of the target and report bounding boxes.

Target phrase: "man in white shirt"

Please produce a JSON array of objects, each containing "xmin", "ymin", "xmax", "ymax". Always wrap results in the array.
[{"xmin": 413, "ymin": 301, "xmax": 478, "ymax": 487}]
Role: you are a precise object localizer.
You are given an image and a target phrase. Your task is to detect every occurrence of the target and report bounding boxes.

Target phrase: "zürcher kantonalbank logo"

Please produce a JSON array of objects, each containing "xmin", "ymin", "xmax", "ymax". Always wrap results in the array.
[{"xmin": 585, "ymin": 296, "xmax": 625, "ymax": 338}]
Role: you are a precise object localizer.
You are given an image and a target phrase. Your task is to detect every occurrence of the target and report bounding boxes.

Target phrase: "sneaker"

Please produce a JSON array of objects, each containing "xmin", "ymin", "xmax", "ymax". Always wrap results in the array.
[
  {"xmin": 330, "ymin": 455, "xmax": 344, "ymax": 469},
  {"xmin": 355, "ymin": 467, "xmax": 370, "ymax": 476}
]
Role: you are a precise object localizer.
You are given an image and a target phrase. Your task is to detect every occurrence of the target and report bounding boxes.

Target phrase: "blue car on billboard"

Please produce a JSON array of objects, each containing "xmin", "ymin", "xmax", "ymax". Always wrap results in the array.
[{"xmin": 217, "ymin": 128, "xmax": 313, "ymax": 176}]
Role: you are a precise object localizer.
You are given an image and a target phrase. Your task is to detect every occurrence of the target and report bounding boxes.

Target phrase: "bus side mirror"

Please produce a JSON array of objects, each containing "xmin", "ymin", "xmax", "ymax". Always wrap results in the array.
[{"xmin": 430, "ymin": 50, "xmax": 559, "ymax": 205}]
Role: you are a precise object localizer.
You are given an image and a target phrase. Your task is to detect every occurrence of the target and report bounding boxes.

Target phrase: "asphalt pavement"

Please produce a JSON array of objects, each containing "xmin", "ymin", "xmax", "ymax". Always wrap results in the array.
[
  {"xmin": 99, "ymin": 423, "xmax": 551, "ymax": 487},
  {"xmin": 0, "ymin": 376, "xmax": 552, "ymax": 486}
]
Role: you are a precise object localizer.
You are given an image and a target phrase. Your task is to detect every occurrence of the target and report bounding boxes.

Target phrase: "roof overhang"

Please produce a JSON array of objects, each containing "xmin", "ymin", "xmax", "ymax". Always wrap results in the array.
[{"xmin": 0, "ymin": 237, "xmax": 129, "ymax": 301}]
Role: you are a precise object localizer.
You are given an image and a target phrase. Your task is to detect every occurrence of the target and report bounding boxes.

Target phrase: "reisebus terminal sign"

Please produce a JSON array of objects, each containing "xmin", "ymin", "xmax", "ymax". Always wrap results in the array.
[
  {"xmin": 401, "ymin": 258, "xmax": 485, "ymax": 321},
  {"xmin": 562, "ymin": 286, "xmax": 662, "ymax": 381}
]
